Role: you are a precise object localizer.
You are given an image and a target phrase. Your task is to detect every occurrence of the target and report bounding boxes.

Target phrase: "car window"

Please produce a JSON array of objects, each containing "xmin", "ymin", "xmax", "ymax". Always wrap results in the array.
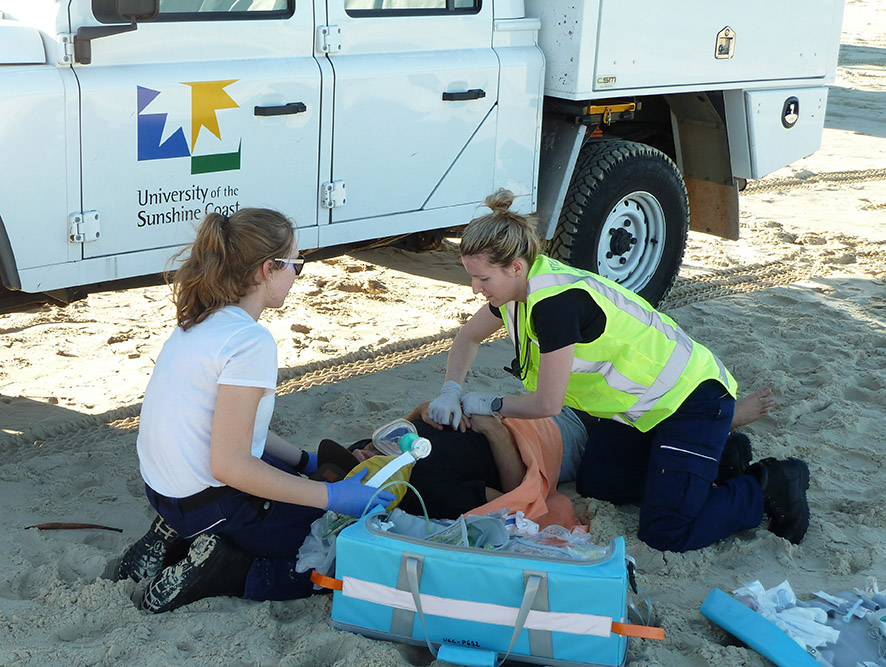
[
  {"xmin": 344, "ymin": 0, "xmax": 479, "ymax": 16},
  {"xmin": 156, "ymin": 0, "xmax": 292, "ymax": 19}
]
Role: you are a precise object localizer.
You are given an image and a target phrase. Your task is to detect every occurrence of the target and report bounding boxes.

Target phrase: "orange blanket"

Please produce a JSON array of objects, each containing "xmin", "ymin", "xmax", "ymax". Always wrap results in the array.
[{"xmin": 467, "ymin": 417, "xmax": 584, "ymax": 529}]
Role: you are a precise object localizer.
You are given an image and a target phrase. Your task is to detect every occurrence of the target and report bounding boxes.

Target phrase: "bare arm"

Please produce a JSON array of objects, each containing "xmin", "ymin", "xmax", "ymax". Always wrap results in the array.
[
  {"xmin": 209, "ymin": 384, "xmax": 328, "ymax": 510},
  {"xmin": 470, "ymin": 415, "xmax": 526, "ymax": 493},
  {"xmin": 264, "ymin": 430, "xmax": 309, "ymax": 467},
  {"xmin": 443, "ymin": 305, "xmax": 503, "ymax": 385},
  {"xmin": 496, "ymin": 344, "xmax": 575, "ymax": 419}
]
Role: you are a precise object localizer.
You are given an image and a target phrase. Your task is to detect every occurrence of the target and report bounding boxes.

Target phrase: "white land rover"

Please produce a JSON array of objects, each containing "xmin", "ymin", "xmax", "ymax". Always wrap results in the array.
[{"xmin": 0, "ymin": 0, "xmax": 844, "ymax": 309}]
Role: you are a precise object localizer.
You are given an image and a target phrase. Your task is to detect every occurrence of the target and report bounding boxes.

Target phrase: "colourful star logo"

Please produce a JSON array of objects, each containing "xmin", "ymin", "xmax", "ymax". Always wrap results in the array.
[
  {"xmin": 184, "ymin": 80, "xmax": 239, "ymax": 152},
  {"xmin": 137, "ymin": 80, "xmax": 242, "ymax": 175}
]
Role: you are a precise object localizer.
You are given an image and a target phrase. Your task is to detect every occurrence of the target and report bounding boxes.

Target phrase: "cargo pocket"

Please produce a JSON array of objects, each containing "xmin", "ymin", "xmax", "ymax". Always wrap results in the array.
[
  {"xmin": 218, "ymin": 491, "xmax": 273, "ymax": 531},
  {"xmin": 639, "ymin": 447, "xmax": 721, "ymax": 550}
]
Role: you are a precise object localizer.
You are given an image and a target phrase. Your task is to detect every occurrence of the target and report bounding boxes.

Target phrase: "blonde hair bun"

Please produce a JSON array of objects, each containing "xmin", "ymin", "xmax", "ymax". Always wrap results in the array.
[
  {"xmin": 461, "ymin": 189, "xmax": 540, "ymax": 268},
  {"xmin": 484, "ymin": 188, "xmax": 515, "ymax": 215}
]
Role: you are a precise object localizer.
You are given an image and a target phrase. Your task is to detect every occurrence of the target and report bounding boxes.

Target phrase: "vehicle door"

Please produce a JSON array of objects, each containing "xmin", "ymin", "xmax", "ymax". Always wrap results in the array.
[
  {"xmin": 74, "ymin": 0, "xmax": 322, "ymax": 264},
  {"xmin": 322, "ymin": 0, "xmax": 498, "ymax": 228}
]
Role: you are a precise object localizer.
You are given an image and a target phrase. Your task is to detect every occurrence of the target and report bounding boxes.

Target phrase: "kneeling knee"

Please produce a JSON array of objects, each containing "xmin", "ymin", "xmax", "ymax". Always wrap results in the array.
[{"xmin": 637, "ymin": 521, "xmax": 690, "ymax": 553}]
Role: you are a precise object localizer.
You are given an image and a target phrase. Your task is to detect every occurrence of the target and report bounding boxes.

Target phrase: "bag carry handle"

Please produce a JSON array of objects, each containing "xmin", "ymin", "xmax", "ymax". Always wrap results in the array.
[{"xmin": 406, "ymin": 556, "xmax": 541, "ymax": 667}]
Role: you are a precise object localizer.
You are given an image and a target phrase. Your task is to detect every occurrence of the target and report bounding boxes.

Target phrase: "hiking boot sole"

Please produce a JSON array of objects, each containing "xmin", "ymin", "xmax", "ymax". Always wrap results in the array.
[
  {"xmin": 141, "ymin": 533, "xmax": 251, "ymax": 614},
  {"xmin": 116, "ymin": 515, "xmax": 184, "ymax": 583}
]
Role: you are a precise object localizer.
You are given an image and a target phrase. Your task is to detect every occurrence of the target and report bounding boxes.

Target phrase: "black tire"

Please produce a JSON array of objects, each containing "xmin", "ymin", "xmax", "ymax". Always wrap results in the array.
[{"xmin": 549, "ymin": 139, "xmax": 688, "ymax": 306}]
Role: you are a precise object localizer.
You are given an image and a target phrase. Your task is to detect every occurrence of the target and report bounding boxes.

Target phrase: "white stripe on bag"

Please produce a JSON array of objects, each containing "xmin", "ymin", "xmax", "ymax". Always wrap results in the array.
[{"xmin": 342, "ymin": 577, "xmax": 613, "ymax": 637}]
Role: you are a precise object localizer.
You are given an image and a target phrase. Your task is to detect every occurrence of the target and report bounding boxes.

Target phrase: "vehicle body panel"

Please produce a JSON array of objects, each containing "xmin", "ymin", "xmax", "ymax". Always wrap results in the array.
[{"xmin": 0, "ymin": 0, "xmax": 846, "ymax": 297}]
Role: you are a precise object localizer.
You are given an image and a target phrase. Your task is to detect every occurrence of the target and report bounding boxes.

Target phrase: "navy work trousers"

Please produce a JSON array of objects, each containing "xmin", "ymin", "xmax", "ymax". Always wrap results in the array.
[
  {"xmin": 146, "ymin": 453, "xmax": 323, "ymax": 601},
  {"xmin": 576, "ymin": 380, "xmax": 764, "ymax": 552}
]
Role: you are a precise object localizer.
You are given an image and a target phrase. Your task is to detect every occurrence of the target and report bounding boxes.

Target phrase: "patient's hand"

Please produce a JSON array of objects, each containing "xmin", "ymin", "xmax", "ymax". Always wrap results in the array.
[{"xmin": 410, "ymin": 401, "xmax": 470, "ymax": 432}]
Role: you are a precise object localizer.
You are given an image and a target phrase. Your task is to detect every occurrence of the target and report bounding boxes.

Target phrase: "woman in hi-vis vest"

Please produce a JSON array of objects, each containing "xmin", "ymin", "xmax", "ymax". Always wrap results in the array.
[{"xmin": 429, "ymin": 189, "xmax": 810, "ymax": 552}]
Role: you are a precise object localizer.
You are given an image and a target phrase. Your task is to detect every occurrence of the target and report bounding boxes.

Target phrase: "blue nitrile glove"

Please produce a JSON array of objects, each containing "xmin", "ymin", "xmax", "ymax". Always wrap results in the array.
[
  {"xmin": 461, "ymin": 391, "xmax": 497, "ymax": 417},
  {"xmin": 428, "ymin": 380, "xmax": 463, "ymax": 429},
  {"xmin": 303, "ymin": 451, "xmax": 318, "ymax": 476},
  {"xmin": 324, "ymin": 469, "xmax": 396, "ymax": 517}
]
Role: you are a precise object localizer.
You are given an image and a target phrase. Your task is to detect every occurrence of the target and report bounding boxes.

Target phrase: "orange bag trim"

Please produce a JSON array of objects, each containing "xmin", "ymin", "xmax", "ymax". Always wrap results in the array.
[
  {"xmin": 310, "ymin": 570, "xmax": 343, "ymax": 590},
  {"xmin": 611, "ymin": 621, "xmax": 665, "ymax": 640}
]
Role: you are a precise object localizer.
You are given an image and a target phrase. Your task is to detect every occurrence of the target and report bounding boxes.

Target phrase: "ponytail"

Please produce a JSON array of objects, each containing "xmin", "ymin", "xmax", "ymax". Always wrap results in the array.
[{"xmin": 169, "ymin": 208, "xmax": 295, "ymax": 330}]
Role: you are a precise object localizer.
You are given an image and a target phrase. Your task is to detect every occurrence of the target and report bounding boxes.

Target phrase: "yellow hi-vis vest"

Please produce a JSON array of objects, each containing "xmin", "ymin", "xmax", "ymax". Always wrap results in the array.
[{"xmin": 500, "ymin": 255, "xmax": 737, "ymax": 432}]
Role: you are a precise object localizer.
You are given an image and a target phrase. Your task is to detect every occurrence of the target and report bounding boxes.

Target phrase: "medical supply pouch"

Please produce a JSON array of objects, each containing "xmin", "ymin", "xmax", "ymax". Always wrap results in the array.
[
  {"xmin": 702, "ymin": 584, "xmax": 886, "ymax": 667},
  {"xmin": 315, "ymin": 510, "xmax": 663, "ymax": 667}
]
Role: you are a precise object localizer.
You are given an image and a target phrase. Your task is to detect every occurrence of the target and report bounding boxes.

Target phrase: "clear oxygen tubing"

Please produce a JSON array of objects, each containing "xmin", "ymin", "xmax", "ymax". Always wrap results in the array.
[{"xmin": 362, "ymin": 480, "xmax": 432, "ymax": 535}]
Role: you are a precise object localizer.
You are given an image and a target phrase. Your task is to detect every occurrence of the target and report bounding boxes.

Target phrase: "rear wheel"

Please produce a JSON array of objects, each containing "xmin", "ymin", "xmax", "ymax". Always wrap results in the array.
[{"xmin": 549, "ymin": 139, "xmax": 688, "ymax": 306}]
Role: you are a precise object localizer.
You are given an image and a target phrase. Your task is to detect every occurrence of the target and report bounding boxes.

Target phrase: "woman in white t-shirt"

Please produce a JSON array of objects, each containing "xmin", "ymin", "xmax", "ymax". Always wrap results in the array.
[{"xmin": 117, "ymin": 208, "xmax": 393, "ymax": 613}]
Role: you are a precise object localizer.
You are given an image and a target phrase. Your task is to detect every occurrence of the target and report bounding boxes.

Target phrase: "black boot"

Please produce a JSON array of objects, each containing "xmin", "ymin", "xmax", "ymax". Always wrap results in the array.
[
  {"xmin": 747, "ymin": 457, "xmax": 810, "ymax": 544},
  {"xmin": 716, "ymin": 432, "xmax": 752, "ymax": 484},
  {"xmin": 116, "ymin": 514, "xmax": 185, "ymax": 582},
  {"xmin": 141, "ymin": 533, "xmax": 253, "ymax": 614}
]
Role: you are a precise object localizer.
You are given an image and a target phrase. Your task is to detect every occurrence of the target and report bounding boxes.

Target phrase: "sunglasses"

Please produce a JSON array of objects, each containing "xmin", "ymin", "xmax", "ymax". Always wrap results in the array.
[{"xmin": 273, "ymin": 255, "xmax": 306, "ymax": 275}]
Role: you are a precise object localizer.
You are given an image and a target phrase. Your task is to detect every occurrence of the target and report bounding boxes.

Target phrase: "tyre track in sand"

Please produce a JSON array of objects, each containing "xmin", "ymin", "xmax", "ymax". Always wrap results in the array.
[
  {"xmin": 742, "ymin": 168, "xmax": 886, "ymax": 195},
  {"xmin": 4, "ymin": 232, "xmax": 885, "ymax": 453}
]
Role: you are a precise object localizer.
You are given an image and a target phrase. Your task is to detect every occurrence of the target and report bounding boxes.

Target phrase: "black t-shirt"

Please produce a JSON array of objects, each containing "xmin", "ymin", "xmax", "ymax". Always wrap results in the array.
[
  {"xmin": 488, "ymin": 288, "xmax": 606, "ymax": 352},
  {"xmin": 489, "ymin": 289, "xmax": 605, "ymax": 434},
  {"xmin": 399, "ymin": 420, "xmax": 502, "ymax": 520}
]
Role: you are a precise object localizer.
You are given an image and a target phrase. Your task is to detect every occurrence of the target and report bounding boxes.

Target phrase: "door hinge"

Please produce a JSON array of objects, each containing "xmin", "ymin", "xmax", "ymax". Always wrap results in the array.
[
  {"xmin": 69, "ymin": 211, "xmax": 101, "ymax": 243},
  {"xmin": 58, "ymin": 33, "xmax": 75, "ymax": 65},
  {"xmin": 321, "ymin": 181, "xmax": 347, "ymax": 209},
  {"xmin": 317, "ymin": 25, "xmax": 342, "ymax": 54}
]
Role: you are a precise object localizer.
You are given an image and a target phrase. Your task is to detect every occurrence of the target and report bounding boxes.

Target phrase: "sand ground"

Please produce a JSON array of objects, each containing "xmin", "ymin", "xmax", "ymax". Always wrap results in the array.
[{"xmin": 1, "ymin": 3, "xmax": 884, "ymax": 665}]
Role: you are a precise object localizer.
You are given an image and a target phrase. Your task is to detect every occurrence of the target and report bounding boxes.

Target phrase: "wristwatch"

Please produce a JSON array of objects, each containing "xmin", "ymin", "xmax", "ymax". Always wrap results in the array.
[{"xmin": 490, "ymin": 396, "xmax": 503, "ymax": 417}]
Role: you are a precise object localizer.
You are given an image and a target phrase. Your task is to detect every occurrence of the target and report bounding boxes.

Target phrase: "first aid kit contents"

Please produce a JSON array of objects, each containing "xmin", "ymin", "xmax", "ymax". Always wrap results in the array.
[
  {"xmin": 702, "ymin": 578, "xmax": 886, "ymax": 667},
  {"xmin": 315, "ymin": 510, "xmax": 664, "ymax": 667}
]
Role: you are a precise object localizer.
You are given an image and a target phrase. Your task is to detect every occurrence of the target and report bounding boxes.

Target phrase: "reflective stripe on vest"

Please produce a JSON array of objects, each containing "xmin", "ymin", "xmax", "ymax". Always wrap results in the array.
[
  {"xmin": 528, "ymin": 270, "xmax": 708, "ymax": 424},
  {"xmin": 514, "ymin": 258, "xmax": 735, "ymax": 429}
]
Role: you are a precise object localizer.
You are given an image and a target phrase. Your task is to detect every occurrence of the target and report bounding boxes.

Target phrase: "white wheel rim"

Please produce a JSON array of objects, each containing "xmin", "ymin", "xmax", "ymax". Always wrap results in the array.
[{"xmin": 594, "ymin": 191, "xmax": 666, "ymax": 292}]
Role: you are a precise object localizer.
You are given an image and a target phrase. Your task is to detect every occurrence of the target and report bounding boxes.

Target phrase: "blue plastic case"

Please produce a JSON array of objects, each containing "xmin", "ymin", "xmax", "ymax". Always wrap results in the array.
[{"xmin": 329, "ymin": 511, "xmax": 630, "ymax": 667}]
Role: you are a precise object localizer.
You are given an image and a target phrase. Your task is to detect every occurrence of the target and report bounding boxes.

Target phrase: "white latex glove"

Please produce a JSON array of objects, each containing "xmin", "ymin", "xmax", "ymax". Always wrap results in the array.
[
  {"xmin": 461, "ymin": 391, "xmax": 496, "ymax": 417},
  {"xmin": 428, "ymin": 380, "xmax": 463, "ymax": 429}
]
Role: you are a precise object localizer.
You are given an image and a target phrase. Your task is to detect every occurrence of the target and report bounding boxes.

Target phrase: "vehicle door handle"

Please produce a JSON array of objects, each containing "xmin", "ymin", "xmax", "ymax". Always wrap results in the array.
[
  {"xmin": 442, "ymin": 89, "xmax": 486, "ymax": 102},
  {"xmin": 254, "ymin": 102, "xmax": 308, "ymax": 117}
]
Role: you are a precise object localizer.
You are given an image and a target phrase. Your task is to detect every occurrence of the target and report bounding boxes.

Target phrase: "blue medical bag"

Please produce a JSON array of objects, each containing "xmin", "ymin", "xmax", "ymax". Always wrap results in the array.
[{"xmin": 324, "ymin": 511, "xmax": 650, "ymax": 667}]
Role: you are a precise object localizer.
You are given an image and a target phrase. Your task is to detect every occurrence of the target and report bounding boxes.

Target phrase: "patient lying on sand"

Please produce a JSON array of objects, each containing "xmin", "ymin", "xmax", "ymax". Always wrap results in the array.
[{"xmin": 346, "ymin": 389, "xmax": 774, "ymax": 528}]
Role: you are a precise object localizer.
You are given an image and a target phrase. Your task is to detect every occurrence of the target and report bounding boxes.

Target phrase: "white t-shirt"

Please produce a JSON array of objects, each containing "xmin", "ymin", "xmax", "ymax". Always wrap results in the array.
[{"xmin": 137, "ymin": 306, "xmax": 278, "ymax": 497}]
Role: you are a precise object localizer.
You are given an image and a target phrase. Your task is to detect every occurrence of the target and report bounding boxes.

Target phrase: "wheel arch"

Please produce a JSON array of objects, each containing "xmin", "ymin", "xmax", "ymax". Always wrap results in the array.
[
  {"xmin": 535, "ymin": 110, "xmax": 587, "ymax": 242},
  {"xmin": 549, "ymin": 138, "xmax": 689, "ymax": 306},
  {"xmin": 536, "ymin": 93, "xmax": 683, "ymax": 244},
  {"xmin": 0, "ymin": 212, "xmax": 22, "ymax": 290}
]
